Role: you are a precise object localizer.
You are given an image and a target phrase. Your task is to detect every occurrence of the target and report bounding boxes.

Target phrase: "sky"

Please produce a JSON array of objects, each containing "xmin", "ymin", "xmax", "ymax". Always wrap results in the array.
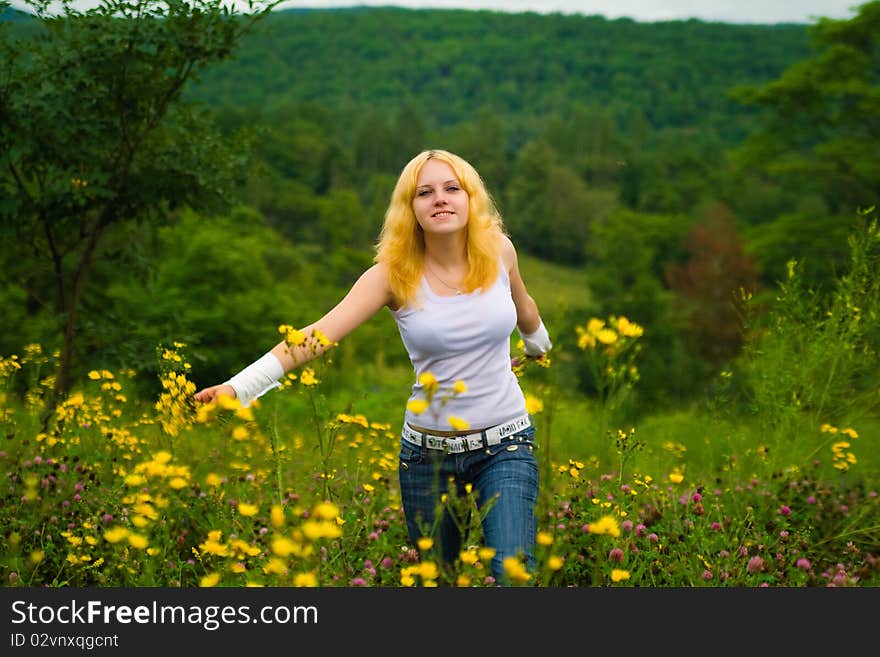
[
  {"xmin": 277, "ymin": 1, "xmax": 861, "ymax": 24},
  {"xmin": 8, "ymin": 1, "xmax": 865, "ymax": 24}
]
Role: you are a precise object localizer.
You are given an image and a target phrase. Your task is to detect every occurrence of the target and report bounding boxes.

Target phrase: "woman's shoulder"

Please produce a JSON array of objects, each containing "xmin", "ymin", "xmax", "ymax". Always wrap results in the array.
[
  {"xmin": 362, "ymin": 261, "xmax": 393, "ymax": 289},
  {"xmin": 363, "ymin": 260, "xmax": 403, "ymax": 310},
  {"xmin": 497, "ymin": 233, "xmax": 517, "ymax": 270}
]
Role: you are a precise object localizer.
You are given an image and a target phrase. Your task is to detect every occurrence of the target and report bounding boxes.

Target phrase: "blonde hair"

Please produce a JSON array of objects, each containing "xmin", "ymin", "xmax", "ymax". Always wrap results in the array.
[{"xmin": 375, "ymin": 149, "xmax": 505, "ymax": 308}]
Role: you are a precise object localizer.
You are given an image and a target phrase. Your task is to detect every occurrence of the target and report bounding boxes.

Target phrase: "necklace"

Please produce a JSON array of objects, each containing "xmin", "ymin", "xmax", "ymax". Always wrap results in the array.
[{"xmin": 425, "ymin": 263, "xmax": 463, "ymax": 295}]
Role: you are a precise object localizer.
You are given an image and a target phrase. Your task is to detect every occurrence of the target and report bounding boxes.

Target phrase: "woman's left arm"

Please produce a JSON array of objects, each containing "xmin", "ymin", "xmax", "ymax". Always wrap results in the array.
[
  {"xmin": 502, "ymin": 234, "xmax": 541, "ymax": 334},
  {"xmin": 501, "ymin": 235, "xmax": 552, "ymax": 357}
]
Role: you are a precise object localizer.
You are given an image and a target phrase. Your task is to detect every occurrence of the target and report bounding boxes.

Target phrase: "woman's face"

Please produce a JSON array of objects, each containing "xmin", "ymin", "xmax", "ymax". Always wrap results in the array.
[{"xmin": 412, "ymin": 158, "xmax": 469, "ymax": 237}]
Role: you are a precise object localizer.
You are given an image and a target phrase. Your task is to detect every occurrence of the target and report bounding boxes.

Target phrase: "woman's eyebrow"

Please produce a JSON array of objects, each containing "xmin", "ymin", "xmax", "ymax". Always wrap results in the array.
[{"xmin": 416, "ymin": 179, "xmax": 459, "ymax": 189}]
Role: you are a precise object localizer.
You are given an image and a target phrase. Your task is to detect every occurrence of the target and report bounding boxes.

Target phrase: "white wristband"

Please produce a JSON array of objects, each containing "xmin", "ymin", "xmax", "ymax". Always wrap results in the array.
[
  {"xmin": 224, "ymin": 352, "xmax": 284, "ymax": 407},
  {"xmin": 519, "ymin": 320, "xmax": 552, "ymax": 357}
]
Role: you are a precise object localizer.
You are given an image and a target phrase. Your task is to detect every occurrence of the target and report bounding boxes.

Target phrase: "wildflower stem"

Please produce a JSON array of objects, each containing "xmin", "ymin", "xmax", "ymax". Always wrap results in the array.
[
  {"xmin": 307, "ymin": 388, "xmax": 325, "ymax": 458},
  {"xmin": 269, "ymin": 403, "xmax": 284, "ymax": 505},
  {"xmin": 813, "ymin": 524, "xmax": 880, "ymax": 546}
]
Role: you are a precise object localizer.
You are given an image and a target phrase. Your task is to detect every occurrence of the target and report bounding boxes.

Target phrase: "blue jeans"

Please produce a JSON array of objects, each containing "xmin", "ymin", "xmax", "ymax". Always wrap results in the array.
[{"xmin": 398, "ymin": 424, "xmax": 539, "ymax": 585}]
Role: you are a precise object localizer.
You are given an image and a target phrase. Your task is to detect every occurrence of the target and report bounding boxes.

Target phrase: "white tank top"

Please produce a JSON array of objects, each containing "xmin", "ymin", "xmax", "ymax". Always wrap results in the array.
[{"xmin": 391, "ymin": 261, "xmax": 527, "ymax": 432}]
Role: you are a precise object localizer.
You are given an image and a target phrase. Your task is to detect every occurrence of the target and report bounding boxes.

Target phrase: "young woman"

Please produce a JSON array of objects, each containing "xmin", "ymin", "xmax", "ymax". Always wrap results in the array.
[{"xmin": 194, "ymin": 149, "xmax": 552, "ymax": 584}]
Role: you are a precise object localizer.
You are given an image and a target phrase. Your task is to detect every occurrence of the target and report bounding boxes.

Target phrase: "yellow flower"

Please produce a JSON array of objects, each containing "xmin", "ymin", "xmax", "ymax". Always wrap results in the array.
[
  {"xmin": 588, "ymin": 515, "xmax": 621, "ymax": 537},
  {"xmin": 300, "ymin": 368, "xmax": 319, "ymax": 386},
  {"xmin": 200, "ymin": 573, "xmax": 221, "ymax": 587},
  {"xmin": 237, "ymin": 503, "xmax": 258, "ymax": 517},
  {"xmin": 234, "ymin": 406, "xmax": 254, "ymax": 421},
  {"xmin": 127, "ymin": 533, "xmax": 148, "ymax": 549},
  {"xmin": 124, "ymin": 474, "xmax": 147, "ymax": 487},
  {"xmin": 459, "ymin": 550, "xmax": 478, "ymax": 565},
  {"xmin": 453, "ymin": 380, "xmax": 467, "ymax": 394},
  {"xmin": 611, "ymin": 569, "xmax": 630, "ymax": 582},
  {"xmin": 447, "ymin": 416, "xmax": 470, "ymax": 431},
  {"xmin": 576, "ymin": 328, "xmax": 597, "ymax": 349},
  {"xmin": 587, "ymin": 318, "xmax": 605, "ymax": 334},
  {"xmin": 311, "ymin": 329, "xmax": 335, "ymax": 348},
  {"xmin": 503, "ymin": 556, "xmax": 531, "ymax": 584},
  {"xmin": 271, "ymin": 505, "xmax": 285, "ymax": 528},
  {"xmin": 418, "ymin": 371, "xmax": 439, "ymax": 392},
  {"xmin": 103, "ymin": 527, "xmax": 129, "ymax": 544},
  {"xmin": 407, "ymin": 399, "xmax": 429, "ymax": 415},
  {"xmin": 536, "ymin": 531, "xmax": 554, "ymax": 546},
  {"xmin": 279, "ymin": 324, "xmax": 306, "ymax": 346},
  {"xmin": 597, "ymin": 328, "xmax": 618, "ymax": 345},
  {"xmin": 271, "ymin": 536, "xmax": 298, "ymax": 557},
  {"xmin": 216, "ymin": 394, "xmax": 241, "ymax": 411},
  {"xmin": 525, "ymin": 394, "xmax": 544, "ymax": 414},
  {"xmin": 293, "ymin": 572, "xmax": 318, "ymax": 587},
  {"xmin": 616, "ymin": 316, "xmax": 644, "ymax": 338},
  {"xmin": 547, "ymin": 555, "xmax": 564, "ymax": 571},
  {"xmin": 669, "ymin": 471, "xmax": 684, "ymax": 484},
  {"xmin": 301, "ymin": 520, "xmax": 342, "ymax": 540},
  {"xmin": 418, "ymin": 561, "xmax": 439, "ymax": 581},
  {"xmin": 199, "ymin": 536, "xmax": 229, "ymax": 557},
  {"xmin": 313, "ymin": 501, "xmax": 340, "ymax": 520},
  {"xmin": 264, "ymin": 558, "xmax": 288, "ymax": 576},
  {"xmin": 417, "ymin": 536, "xmax": 434, "ymax": 551}
]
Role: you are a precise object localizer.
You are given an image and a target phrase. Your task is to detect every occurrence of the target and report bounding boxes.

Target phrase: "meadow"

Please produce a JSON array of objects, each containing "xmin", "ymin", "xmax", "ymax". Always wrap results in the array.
[{"xmin": 1, "ymin": 220, "xmax": 878, "ymax": 588}]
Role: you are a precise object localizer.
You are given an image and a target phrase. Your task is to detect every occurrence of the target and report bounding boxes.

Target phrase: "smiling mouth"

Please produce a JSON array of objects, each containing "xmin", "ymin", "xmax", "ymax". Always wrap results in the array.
[{"xmin": 432, "ymin": 211, "xmax": 455, "ymax": 218}]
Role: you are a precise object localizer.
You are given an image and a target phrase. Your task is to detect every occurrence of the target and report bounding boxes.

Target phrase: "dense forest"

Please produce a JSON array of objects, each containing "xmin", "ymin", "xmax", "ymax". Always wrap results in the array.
[{"xmin": 2, "ymin": 1, "xmax": 878, "ymax": 415}]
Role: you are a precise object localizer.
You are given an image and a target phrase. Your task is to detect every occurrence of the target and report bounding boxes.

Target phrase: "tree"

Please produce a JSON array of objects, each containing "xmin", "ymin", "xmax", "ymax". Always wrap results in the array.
[
  {"xmin": 731, "ymin": 1, "xmax": 880, "ymax": 213},
  {"xmin": 0, "ymin": 0, "xmax": 278, "ymax": 405},
  {"xmin": 665, "ymin": 202, "xmax": 758, "ymax": 365},
  {"xmin": 504, "ymin": 140, "xmax": 605, "ymax": 266}
]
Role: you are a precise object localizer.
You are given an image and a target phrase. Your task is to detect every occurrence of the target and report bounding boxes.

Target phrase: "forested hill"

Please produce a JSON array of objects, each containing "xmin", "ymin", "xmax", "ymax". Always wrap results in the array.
[
  {"xmin": 189, "ymin": 7, "xmax": 810, "ymax": 147},
  {"xmin": 3, "ymin": 1, "xmax": 873, "ymax": 405}
]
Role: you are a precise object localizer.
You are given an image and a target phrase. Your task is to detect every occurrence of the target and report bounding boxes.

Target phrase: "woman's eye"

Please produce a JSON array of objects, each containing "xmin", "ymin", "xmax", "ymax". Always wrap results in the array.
[
  {"xmin": 417, "ymin": 190, "xmax": 431, "ymax": 197},
  {"xmin": 447, "ymin": 186, "xmax": 460, "ymax": 192}
]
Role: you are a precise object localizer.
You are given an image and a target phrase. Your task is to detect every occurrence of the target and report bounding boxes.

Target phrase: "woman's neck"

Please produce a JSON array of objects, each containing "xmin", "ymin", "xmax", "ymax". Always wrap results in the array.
[{"xmin": 423, "ymin": 232, "xmax": 467, "ymax": 269}]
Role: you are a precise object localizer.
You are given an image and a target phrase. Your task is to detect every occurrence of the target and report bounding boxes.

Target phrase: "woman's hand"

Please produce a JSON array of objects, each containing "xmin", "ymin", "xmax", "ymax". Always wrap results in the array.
[{"xmin": 193, "ymin": 383, "xmax": 236, "ymax": 404}]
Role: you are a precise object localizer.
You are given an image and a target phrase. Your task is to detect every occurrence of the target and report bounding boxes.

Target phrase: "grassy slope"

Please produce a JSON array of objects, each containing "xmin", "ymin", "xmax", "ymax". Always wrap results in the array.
[{"xmin": 517, "ymin": 252, "xmax": 592, "ymax": 315}]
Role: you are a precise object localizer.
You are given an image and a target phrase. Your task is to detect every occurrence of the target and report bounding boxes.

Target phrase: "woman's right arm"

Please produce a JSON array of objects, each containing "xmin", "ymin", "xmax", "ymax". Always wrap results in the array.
[{"xmin": 193, "ymin": 262, "xmax": 393, "ymax": 405}]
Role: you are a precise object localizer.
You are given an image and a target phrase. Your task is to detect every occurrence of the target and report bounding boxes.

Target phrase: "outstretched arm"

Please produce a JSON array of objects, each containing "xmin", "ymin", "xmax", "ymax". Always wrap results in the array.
[{"xmin": 194, "ymin": 262, "xmax": 393, "ymax": 404}]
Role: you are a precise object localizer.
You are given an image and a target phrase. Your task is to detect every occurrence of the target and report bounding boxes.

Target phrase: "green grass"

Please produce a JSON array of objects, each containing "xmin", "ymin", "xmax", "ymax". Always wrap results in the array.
[{"xmin": 517, "ymin": 251, "xmax": 593, "ymax": 315}]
